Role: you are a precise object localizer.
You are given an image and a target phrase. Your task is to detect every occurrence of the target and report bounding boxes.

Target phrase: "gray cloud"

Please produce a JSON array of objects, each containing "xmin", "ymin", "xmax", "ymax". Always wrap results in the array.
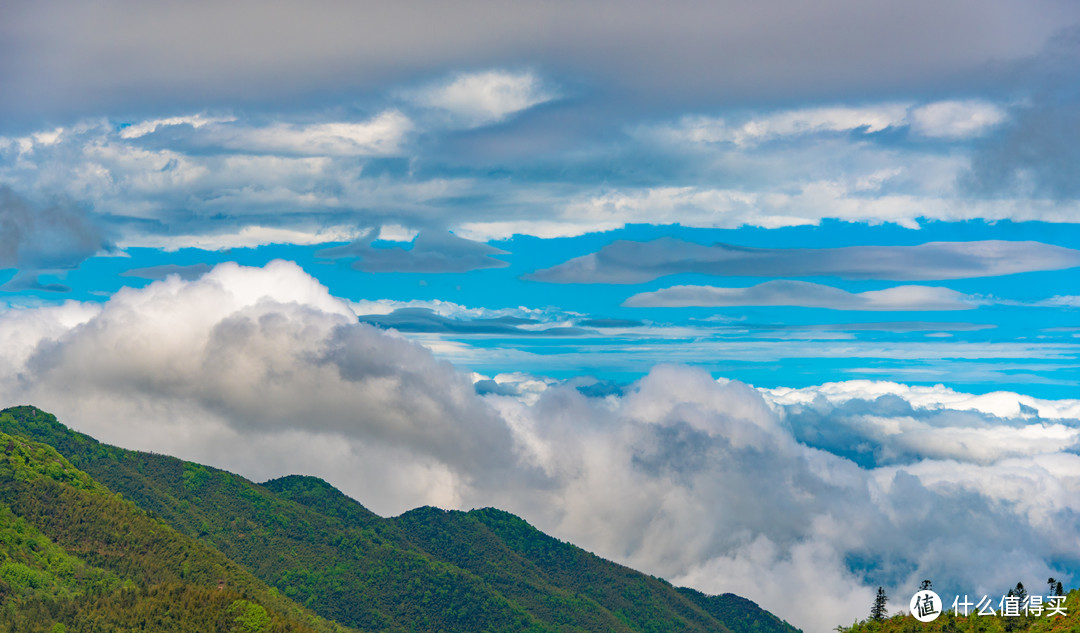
[
  {"xmin": 964, "ymin": 28, "xmax": 1080, "ymax": 199},
  {"xmin": 3, "ymin": 0, "xmax": 1074, "ymax": 124},
  {"xmin": 0, "ymin": 187, "xmax": 111, "ymax": 292},
  {"xmin": 358, "ymin": 307, "xmax": 589, "ymax": 336},
  {"xmin": 624, "ymin": 280, "xmax": 980, "ymax": 311},
  {"xmin": 318, "ymin": 230, "xmax": 509, "ymax": 273},
  {"xmin": 529, "ymin": 237, "xmax": 1080, "ymax": 284}
]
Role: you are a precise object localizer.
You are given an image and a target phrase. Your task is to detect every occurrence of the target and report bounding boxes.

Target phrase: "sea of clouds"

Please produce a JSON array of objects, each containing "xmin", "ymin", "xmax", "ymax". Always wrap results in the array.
[{"xmin": 1, "ymin": 261, "xmax": 1077, "ymax": 631}]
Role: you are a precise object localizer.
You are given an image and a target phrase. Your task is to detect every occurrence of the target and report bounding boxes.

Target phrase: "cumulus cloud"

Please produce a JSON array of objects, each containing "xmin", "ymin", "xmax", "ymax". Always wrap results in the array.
[
  {"xmin": 762, "ymin": 379, "xmax": 1080, "ymax": 420},
  {"xmin": 529, "ymin": 237, "xmax": 1080, "ymax": 284},
  {"xmin": 0, "ymin": 266, "xmax": 1078, "ymax": 632},
  {"xmin": 408, "ymin": 70, "xmax": 555, "ymax": 128},
  {"xmin": 317, "ymin": 230, "xmax": 510, "ymax": 273},
  {"xmin": 624, "ymin": 280, "xmax": 980, "ymax": 311},
  {"xmin": 764, "ymin": 388, "xmax": 1080, "ymax": 467},
  {"xmin": 0, "ymin": 187, "xmax": 112, "ymax": 291},
  {"xmin": 482, "ymin": 368, "xmax": 1080, "ymax": 631},
  {"xmin": 0, "ymin": 261, "xmax": 521, "ymax": 511}
]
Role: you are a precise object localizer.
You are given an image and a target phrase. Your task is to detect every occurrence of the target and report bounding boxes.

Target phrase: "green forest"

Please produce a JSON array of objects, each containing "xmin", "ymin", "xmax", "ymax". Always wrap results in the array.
[
  {"xmin": 840, "ymin": 586, "xmax": 1077, "ymax": 633},
  {"xmin": 0, "ymin": 405, "xmax": 800, "ymax": 633}
]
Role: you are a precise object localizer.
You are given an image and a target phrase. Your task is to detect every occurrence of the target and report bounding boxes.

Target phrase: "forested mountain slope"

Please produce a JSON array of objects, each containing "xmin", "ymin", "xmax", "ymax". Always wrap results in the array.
[
  {"xmin": 0, "ymin": 428, "xmax": 354, "ymax": 633},
  {"xmin": 0, "ymin": 405, "xmax": 800, "ymax": 633}
]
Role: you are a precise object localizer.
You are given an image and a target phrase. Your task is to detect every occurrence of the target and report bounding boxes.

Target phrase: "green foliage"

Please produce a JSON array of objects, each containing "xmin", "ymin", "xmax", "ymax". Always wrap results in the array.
[
  {"xmin": 678, "ymin": 588, "xmax": 801, "ymax": 633},
  {"xmin": 871, "ymin": 587, "xmax": 888, "ymax": 621},
  {"xmin": 843, "ymin": 590, "xmax": 1078, "ymax": 633},
  {"xmin": 230, "ymin": 599, "xmax": 273, "ymax": 633},
  {"xmin": 0, "ymin": 405, "xmax": 800, "ymax": 633},
  {"xmin": 0, "ymin": 416, "xmax": 355, "ymax": 633}
]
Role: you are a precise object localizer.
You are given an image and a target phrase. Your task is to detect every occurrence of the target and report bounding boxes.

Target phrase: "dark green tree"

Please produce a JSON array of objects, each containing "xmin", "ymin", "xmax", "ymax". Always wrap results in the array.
[
  {"xmin": 870, "ymin": 587, "xmax": 887, "ymax": 621},
  {"xmin": 1048, "ymin": 578, "xmax": 1057, "ymax": 596},
  {"xmin": 1056, "ymin": 581, "xmax": 1064, "ymax": 596},
  {"xmin": 1014, "ymin": 582, "xmax": 1027, "ymax": 605},
  {"xmin": 919, "ymin": 580, "xmax": 932, "ymax": 591}
]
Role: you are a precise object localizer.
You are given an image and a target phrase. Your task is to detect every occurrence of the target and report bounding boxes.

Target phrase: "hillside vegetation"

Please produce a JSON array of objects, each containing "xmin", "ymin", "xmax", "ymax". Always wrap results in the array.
[
  {"xmin": 0, "ymin": 428, "xmax": 354, "ymax": 633},
  {"xmin": 0, "ymin": 405, "xmax": 800, "ymax": 633},
  {"xmin": 841, "ymin": 591, "xmax": 1077, "ymax": 633}
]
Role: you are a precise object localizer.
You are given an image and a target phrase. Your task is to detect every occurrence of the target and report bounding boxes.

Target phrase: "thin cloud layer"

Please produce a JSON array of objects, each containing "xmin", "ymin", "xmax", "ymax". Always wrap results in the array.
[
  {"xmin": 655, "ymin": 100, "xmax": 1007, "ymax": 147},
  {"xmin": 358, "ymin": 307, "xmax": 588, "ymax": 336},
  {"xmin": 120, "ymin": 263, "xmax": 213, "ymax": 281},
  {"xmin": 210, "ymin": 111, "xmax": 414, "ymax": 156},
  {"xmin": 624, "ymin": 280, "xmax": 980, "ymax": 311},
  {"xmin": 0, "ymin": 264, "xmax": 1077, "ymax": 632},
  {"xmin": 317, "ymin": 230, "xmax": 510, "ymax": 273},
  {"xmin": 530, "ymin": 238, "xmax": 1080, "ymax": 284}
]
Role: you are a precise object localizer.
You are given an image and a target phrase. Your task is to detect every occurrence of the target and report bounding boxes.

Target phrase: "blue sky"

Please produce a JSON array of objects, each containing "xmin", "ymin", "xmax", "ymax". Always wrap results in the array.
[{"xmin": 4, "ymin": 2, "xmax": 1080, "ymax": 630}]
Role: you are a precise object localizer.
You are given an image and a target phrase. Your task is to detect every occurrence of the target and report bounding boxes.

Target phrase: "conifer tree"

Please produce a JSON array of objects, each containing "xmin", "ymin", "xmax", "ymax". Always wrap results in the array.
[
  {"xmin": 1014, "ymin": 582, "xmax": 1027, "ymax": 604},
  {"xmin": 870, "ymin": 587, "xmax": 887, "ymax": 621}
]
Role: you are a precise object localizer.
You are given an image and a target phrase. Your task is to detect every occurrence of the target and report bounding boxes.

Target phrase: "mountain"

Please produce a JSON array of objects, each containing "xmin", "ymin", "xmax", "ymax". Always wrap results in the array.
[
  {"xmin": 0, "ymin": 405, "xmax": 800, "ymax": 633},
  {"xmin": 0, "ymin": 426, "xmax": 355, "ymax": 633}
]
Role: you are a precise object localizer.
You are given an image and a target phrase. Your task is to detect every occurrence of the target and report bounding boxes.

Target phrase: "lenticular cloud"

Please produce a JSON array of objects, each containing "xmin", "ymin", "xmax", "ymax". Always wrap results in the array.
[{"xmin": 0, "ymin": 261, "xmax": 1077, "ymax": 632}]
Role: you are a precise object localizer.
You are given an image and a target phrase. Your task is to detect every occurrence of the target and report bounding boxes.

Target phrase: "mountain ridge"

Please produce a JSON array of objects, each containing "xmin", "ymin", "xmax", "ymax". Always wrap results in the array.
[{"xmin": 0, "ymin": 404, "xmax": 800, "ymax": 633}]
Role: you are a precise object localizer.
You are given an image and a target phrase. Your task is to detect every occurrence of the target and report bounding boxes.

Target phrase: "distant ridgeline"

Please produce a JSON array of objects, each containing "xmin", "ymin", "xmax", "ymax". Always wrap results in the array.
[{"xmin": 0, "ymin": 405, "xmax": 800, "ymax": 633}]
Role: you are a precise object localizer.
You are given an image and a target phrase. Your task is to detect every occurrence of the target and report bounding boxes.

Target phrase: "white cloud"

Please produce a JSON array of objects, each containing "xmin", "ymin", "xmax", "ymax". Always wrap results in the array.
[
  {"xmin": 120, "ymin": 225, "xmax": 363, "ymax": 251},
  {"xmin": 1, "ymin": 270, "xmax": 1079, "ymax": 632},
  {"xmin": 624, "ymin": 280, "xmax": 980, "ymax": 311},
  {"xmin": 760, "ymin": 379, "xmax": 1080, "ymax": 419},
  {"xmin": 456, "ymin": 183, "xmax": 1080, "ymax": 240},
  {"xmin": 347, "ymin": 297, "xmax": 556, "ymax": 322},
  {"xmin": 909, "ymin": 100, "xmax": 1008, "ymax": 139},
  {"xmin": 0, "ymin": 261, "xmax": 519, "ymax": 513},
  {"xmin": 666, "ymin": 104, "xmax": 911, "ymax": 146},
  {"xmin": 118, "ymin": 114, "xmax": 237, "ymax": 139},
  {"xmin": 0, "ymin": 92, "xmax": 1076, "ymax": 249},
  {"xmin": 409, "ymin": 70, "xmax": 554, "ymax": 127},
  {"xmin": 655, "ymin": 100, "xmax": 1007, "ymax": 146},
  {"xmin": 215, "ymin": 111, "xmax": 413, "ymax": 156},
  {"xmin": 1033, "ymin": 295, "xmax": 1080, "ymax": 308}
]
